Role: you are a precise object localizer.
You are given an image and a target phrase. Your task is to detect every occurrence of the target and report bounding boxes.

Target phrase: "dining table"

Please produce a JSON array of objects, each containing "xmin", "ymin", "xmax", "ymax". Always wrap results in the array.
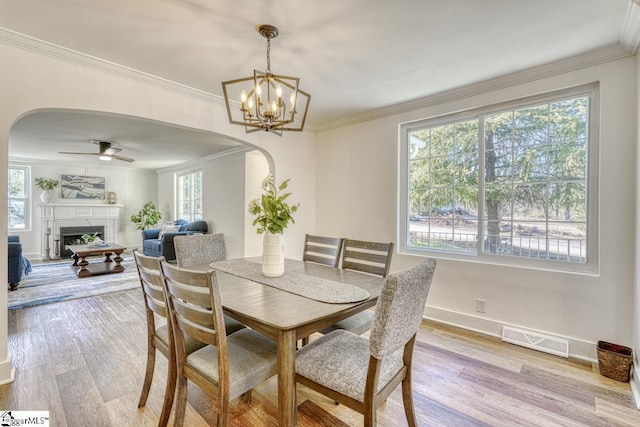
[{"xmin": 190, "ymin": 257, "xmax": 383, "ymax": 427}]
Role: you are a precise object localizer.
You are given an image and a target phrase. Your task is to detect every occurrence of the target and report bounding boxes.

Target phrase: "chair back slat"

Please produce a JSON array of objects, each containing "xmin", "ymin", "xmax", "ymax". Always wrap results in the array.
[
  {"xmin": 369, "ymin": 259, "xmax": 437, "ymax": 358},
  {"xmin": 160, "ymin": 261, "xmax": 227, "ymax": 354},
  {"xmin": 134, "ymin": 249, "xmax": 167, "ymax": 319},
  {"xmin": 175, "ymin": 233, "xmax": 227, "ymax": 268},
  {"xmin": 341, "ymin": 239, "xmax": 394, "ymax": 278},
  {"xmin": 303, "ymin": 234, "xmax": 344, "ymax": 267}
]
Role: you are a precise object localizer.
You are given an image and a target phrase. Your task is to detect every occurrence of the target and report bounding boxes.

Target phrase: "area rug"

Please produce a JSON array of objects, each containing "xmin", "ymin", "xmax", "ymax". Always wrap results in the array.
[{"xmin": 8, "ymin": 256, "xmax": 139, "ymax": 310}]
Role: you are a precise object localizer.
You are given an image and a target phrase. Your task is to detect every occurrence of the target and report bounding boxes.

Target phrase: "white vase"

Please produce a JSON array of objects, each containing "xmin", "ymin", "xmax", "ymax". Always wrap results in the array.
[
  {"xmin": 40, "ymin": 190, "xmax": 51, "ymax": 203},
  {"xmin": 262, "ymin": 231, "xmax": 284, "ymax": 277}
]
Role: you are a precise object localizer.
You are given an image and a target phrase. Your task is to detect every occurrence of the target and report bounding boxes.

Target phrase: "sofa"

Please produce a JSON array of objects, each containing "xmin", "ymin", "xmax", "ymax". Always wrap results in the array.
[
  {"xmin": 8, "ymin": 235, "xmax": 24, "ymax": 291},
  {"xmin": 142, "ymin": 219, "xmax": 208, "ymax": 261}
]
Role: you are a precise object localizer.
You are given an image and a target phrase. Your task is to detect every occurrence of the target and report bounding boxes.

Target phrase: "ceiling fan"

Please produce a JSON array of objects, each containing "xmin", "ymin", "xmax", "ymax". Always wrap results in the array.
[{"xmin": 59, "ymin": 140, "xmax": 135, "ymax": 163}]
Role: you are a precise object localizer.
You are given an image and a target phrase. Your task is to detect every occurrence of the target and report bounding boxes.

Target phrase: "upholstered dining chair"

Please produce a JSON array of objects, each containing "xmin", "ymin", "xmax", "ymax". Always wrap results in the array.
[
  {"xmin": 174, "ymin": 232, "xmax": 227, "ymax": 269},
  {"xmin": 320, "ymin": 239, "xmax": 394, "ymax": 337},
  {"xmin": 133, "ymin": 249, "xmax": 245, "ymax": 427},
  {"xmin": 302, "ymin": 234, "xmax": 344, "ymax": 267},
  {"xmin": 295, "ymin": 259, "xmax": 437, "ymax": 427},
  {"xmin": 159, "ymin": 261, "xmax": 278, "ymax": 427}
]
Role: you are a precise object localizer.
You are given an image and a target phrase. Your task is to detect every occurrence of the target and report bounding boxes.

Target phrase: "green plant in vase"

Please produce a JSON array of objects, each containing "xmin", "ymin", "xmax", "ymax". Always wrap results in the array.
[
  {"xmin": 35, "ymin": 177, "xmax": 59, "ymax": 203},
  {"xmin": 248, "ymin": 174, "xmax": 299, "ymax": 277},
  {"xmin": 81, "ymin": 232, "xmax": 99, "ymax": 244},
  {"xmin": 34, "ymin": 177, "xmax": 59, "ymax": 191}
]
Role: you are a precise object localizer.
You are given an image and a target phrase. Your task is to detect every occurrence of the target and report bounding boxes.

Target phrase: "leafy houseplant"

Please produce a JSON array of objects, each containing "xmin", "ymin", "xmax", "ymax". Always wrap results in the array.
[
  {"xmin": 248, "ymin": 175, "xmax": 299, "ymax": 235},
  {"xmin": 130, "ymin": 201, "xmax": 162, "ymax": 230},
  {"xmin": 81, "ymin": 232, "xmax": 99, "ymax": 243},
  {"xmin": 35, "ymin": 177, "xmax": 59, "ymax": 191},
  {"xmin": 248, "ymin": 174, "xmax": 299, "ymax": 277}
]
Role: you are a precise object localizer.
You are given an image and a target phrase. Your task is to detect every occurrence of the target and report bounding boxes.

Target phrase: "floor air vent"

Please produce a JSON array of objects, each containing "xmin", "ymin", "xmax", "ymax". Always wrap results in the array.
[{"xmin": 501, "ymin": 326, "xmax": 569, "ymax": 358}]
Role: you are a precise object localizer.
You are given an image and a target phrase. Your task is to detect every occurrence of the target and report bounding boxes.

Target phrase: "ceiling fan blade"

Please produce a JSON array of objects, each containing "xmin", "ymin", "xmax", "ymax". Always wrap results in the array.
[
  {"xmin": 104, "ymin": 147, "xmax": 122, "ymax": 155},
  {"xmin": 58, "ymin": 151, "xmax": 99, "ymax": 155},
  {"xmin": 111, "ymin": 154, "xmax": 135, "ymax": 163}
]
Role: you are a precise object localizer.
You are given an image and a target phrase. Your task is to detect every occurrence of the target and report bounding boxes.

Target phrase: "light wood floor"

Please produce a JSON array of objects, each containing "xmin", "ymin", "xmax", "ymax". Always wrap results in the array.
[{"xmin": 1, "ymin": 288, "xmax": 638, "ymax": 426}]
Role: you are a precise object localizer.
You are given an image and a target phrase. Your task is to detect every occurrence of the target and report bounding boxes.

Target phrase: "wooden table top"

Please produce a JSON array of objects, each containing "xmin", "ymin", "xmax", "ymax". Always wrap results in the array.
[
  {"xmin": 67, "ymin": 243, "xmax": 126, "ymax": 256},
  {"xmin": 190, "ymin": 258, "xmax": 383, "ymax": 339}
]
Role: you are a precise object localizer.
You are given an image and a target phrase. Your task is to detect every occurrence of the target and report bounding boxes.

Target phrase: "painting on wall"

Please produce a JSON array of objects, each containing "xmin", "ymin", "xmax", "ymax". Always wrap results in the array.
[{"xmin": 60, "ymin": 175, "xmax": 105, "ymax": 199}]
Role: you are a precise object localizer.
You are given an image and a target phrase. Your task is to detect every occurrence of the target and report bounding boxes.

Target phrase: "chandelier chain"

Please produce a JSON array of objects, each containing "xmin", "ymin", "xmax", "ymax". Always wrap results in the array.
[{"xmin": 266, "ymin": 36, "xmax": 271, "ymax": 74}]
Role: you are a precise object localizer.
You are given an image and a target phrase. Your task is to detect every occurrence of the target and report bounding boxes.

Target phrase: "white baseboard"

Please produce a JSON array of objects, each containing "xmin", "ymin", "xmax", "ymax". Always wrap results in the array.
[
  {"xmin": 424, "ymin": 305, "xmax": 597, "ymax": 362},
  {"xmin": 0, "ymin": 354, "xmax": 15, "ymax": 385},
  {"xmin": 631, "ymin": 365, "xmax": 640, "ymax": 409}
]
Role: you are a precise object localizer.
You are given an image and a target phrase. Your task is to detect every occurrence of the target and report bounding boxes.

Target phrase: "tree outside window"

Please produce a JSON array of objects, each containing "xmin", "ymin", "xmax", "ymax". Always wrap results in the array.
[{"xmin": 404, "ymin": 88, "xmax": 594, "ymax": 269}]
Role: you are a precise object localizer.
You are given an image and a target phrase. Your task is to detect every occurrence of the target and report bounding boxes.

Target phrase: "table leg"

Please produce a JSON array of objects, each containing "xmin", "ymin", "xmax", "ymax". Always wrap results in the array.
[
  {"xmin": 113, "ymin": 251, "xmax": 125, "ymax": 273},
  {"xmin": 77, "ymin": 256, "xmax": 91, "ymax": 278},
  {"xmin": 277, "ymin": 329, "xmax": 297, "ymax": 427},
  {"xmin": 71, "ymin": 253, "xmax": 80, "ymax": 267},
  {"xmin": 104, "ymin": 251, "xmax": 113, "ymax": 263}
]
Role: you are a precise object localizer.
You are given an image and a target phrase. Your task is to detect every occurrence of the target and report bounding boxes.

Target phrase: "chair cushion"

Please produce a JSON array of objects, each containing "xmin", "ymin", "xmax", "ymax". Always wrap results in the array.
[
  {"xmin": 320, "ymin": 309, "xmax": 374, "ymax": 336},
  {"xmin": 186, "ymin": 328, "xmax": 277, "ymax": 399},
  {"xmin": 143, "ymin": 239, "xmax": 162, "ymax": 253},
  {"xmin": 295, "ymin": 330, "xmax": 403, "ymax": 402}
]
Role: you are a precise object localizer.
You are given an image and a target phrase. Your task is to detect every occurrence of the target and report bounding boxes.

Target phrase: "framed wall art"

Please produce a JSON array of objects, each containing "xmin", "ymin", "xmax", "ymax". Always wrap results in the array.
[{"xmin": 60, "ymin": 175, "xmax": 105, "ymax": 199}]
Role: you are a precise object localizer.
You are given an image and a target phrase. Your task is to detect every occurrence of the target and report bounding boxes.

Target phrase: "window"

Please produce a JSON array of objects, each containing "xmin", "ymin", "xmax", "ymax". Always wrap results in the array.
[
  {"xmin": 176, "ymin": 170, "xmax": 202, "ymax": 222},
  {"xmin": 400, "ymin": 86, "xmax": 597, "ymax": 272},
  {"xmin": 8, "ymin": 165, "xmax": 30, "ymax": 231}
]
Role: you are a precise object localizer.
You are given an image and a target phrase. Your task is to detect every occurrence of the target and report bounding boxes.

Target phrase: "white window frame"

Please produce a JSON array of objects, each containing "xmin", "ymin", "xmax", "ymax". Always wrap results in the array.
[
  {"xmin": 8, "ymin": 164, "xmax": 31, "ymax": 232},
  {"xmin": 399, "ymin": 84, "xmax": 599, "ymax": 274},
  {"xmin": 176, "ymin": 169, "xmax": 203, "ymax": 223}
]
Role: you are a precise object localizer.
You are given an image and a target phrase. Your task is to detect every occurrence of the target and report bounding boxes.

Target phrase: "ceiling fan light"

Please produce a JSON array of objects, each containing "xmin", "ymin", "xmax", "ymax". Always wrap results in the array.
[{"xmin": 99, "ymin": 155, "xmax": 112, "ymax": 161}]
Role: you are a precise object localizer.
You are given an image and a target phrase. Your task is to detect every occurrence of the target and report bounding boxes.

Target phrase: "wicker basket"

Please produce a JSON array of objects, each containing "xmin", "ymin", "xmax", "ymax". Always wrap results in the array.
[{"xmin": 597, "ymin": 341, "xmax": 633, "ymax": 382}]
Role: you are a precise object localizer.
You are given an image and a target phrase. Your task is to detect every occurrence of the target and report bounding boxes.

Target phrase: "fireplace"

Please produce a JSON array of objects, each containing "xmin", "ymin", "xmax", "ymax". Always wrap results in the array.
[
  {"xmin": 60, "ymin": 226, "xmax": 105, "ymax": 257},
  {"xmin": 40, "ymin": 203, "xmax": 122, "ymax": 260}
]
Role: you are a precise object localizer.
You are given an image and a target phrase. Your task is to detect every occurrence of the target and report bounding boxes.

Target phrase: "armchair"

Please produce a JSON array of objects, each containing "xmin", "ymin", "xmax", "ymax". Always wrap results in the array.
[
  {"xmin": 8, "ymin": 235, "xmax": 24, "ymax": 291},
  {"xmin": 141, "ymin": 219, "xmax": 208, "ymax": 261}
]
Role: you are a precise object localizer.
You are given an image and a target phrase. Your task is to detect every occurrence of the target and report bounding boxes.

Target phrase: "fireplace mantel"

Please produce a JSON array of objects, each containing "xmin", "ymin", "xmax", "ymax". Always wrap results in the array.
[{"xmin": 40, "ymin": 203, "xmax": 124, "ymax": 259}]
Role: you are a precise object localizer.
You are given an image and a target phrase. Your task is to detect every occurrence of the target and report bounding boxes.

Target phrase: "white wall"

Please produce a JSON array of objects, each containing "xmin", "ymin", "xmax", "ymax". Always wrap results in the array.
[
  {"xmin": 156, "ymin": 150, "xmax": 269, "ymax": 260},
  {"xmin": 316, "ymin": 57, "xmax": 637, "ymax": 361},
  {"xmin": 0, "ymin": 35, "xmax": 317, "ymax": 384}
]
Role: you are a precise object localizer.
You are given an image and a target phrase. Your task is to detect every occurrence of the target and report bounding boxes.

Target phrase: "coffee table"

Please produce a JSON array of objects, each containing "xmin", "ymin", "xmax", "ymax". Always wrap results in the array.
[{"xmin": 68, "ymin": 243, "xmax": 126, "ymax": 278}]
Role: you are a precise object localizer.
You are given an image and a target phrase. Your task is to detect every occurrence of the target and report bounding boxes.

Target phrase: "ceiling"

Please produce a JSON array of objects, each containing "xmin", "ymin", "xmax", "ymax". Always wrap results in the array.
[{"xmin": 1, "ymin": 0, "xmax": 636, "ymax": 169}]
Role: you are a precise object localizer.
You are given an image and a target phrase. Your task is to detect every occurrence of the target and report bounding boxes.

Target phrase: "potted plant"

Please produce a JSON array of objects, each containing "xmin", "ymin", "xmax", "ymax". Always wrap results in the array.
[
  {"xmin": 81, "ymin": 232, "xmax": 103, "ymax": 245},
  {"xmin": 34, "ymin": 177, "xmax": 59, "ymax": 203},
  {"xmin": 248, "ymin": 174, "xmax": 299, "ymax": 277},
  {"xmin": 130, "ymin": 201, "xmax": 162, "ymax": 230}
]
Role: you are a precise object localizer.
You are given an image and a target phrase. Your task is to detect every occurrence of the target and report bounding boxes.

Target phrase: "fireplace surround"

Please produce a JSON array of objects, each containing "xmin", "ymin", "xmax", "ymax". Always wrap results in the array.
[{"xmin": 40, "ymin": 203, "xmax": 123, "ymax": 260}]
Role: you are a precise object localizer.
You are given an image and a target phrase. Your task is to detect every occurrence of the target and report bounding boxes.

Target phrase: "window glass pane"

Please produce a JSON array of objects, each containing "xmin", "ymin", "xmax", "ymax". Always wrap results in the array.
[
  {"xmin": 407, "ymin": 119, "xmax": 479, "ymax": 254},
  {"xmin": 176, "ymin": 170, "xmax": 203, "ymax": 222},
  {"xmin": 404, "ymin": 91, "xmax": 591, "ymax": 268},
  {"xmin": 8, "ymin": 166, "xmax": 29, "ymax": 230}
]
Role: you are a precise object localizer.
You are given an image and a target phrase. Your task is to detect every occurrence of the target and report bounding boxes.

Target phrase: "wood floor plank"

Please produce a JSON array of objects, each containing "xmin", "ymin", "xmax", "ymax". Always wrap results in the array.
[
  {"xmin": 0, "ymin": 290, "xmax": 637, "ymax": 427},
  {"xmin": 56, "ymin": 365, "xmax": 111, "ymax": 427}
]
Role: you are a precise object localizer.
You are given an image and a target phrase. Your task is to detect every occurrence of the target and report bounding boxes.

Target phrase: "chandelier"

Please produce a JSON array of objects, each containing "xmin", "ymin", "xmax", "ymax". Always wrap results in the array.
[{"xmin": 221, "ymin": 24, "xmax": 311, "ymax": 136}]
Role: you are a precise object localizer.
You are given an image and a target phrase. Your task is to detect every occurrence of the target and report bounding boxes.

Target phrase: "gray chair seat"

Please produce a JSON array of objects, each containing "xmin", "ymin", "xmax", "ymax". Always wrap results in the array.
[
  {"xmin": 296, "ymin": 329, "xmax": 403, "ymax": 402},
  {"xmin": 187, "ymin": 328, "xmax": 278, "ymax": 399}
]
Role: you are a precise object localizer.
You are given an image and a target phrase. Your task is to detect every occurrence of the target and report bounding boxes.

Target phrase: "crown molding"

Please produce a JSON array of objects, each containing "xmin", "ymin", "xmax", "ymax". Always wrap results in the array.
[
  {"xmin": 0, "ymin": 27, "xmax": 225, "ymax": 106},
  {"xmin": 316, "ymin": 43, "xmax": 633, "ymax": 133},
  {"xmin": 155, "ymin": 145, "xmax": 253, "ymax": 174},
  {"xmin": 0, "ymin": 26, "xmax": 634, "ymax": 136}
]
